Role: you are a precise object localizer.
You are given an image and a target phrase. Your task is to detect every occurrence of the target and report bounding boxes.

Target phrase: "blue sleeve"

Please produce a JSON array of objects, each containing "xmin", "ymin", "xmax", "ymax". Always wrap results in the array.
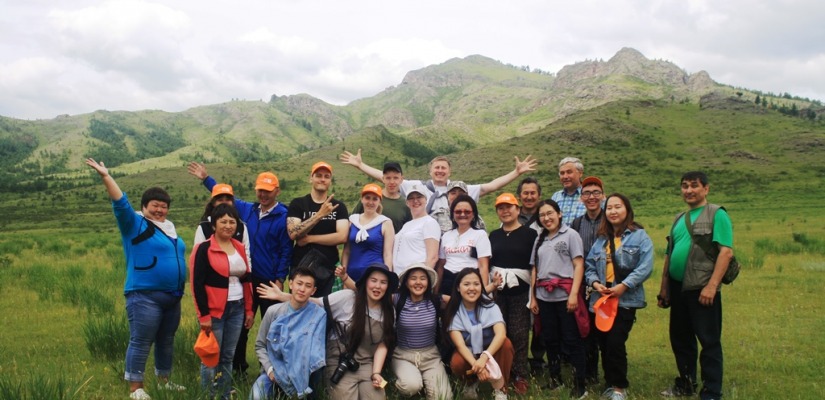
[
  {"xmin": 584, "ymin": 238, "xmax": 602, "ymax": 286},
  {"xmin": 203, "ymin": 176, "xmax": 216, "ymax": 192}
]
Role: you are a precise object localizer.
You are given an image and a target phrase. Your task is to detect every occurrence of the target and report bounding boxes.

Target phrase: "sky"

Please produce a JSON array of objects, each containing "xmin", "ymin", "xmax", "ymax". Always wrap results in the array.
[{"xmin": 1, "ymin": 0, "xmax": 823, "ymax": 120}]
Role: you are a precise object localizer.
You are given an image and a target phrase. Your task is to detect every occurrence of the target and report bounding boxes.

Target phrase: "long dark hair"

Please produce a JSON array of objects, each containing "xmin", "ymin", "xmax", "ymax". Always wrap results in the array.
[
  {"xmin": 442, "ymin": 268, "xmax": 495, "ymax": 345},
  {"xmin": 450, "ymin": 194, "xmax": 481, "ymax": 230},
  {"xmin": 200, "ymin": 194, "xmax": 234, "ymax": 222},
  {"xmin": 532, "ymin": 199, "xmax": 562, "ymax": 267},
  {"xmin": 597, "ymin": 193, "xmax": 643, "ymax": 258},
  {"xmin": 347, "ymin": 270, "xmax": 396, "ymax": 356}
]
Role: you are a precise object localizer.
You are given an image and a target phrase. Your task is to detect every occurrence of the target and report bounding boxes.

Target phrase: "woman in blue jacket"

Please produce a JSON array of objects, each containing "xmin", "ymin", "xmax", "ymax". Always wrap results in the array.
[
  {"xmin": 585, "ymin": 193, "xmax": 653, "ymax": 400},
  {"xmin": 86, "ymin": 158, "xmax": 187, "ymax": 400}
]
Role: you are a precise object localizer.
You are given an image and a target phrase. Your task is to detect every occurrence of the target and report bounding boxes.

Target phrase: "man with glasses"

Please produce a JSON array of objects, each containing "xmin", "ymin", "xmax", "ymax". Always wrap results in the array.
[
  {"xmin": 551, "ymin": 157, "xmax": 586, "ymax": 226},
  {"xmin": 570, "ymin": 176, "xmax": 606, "ymax": 384}
]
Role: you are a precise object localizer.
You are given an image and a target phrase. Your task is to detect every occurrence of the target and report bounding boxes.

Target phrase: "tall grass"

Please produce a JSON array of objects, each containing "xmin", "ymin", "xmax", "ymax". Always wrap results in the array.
[
  {"xmin": 83, "ymin": 313, "xmax": 129, "ymax": 361},
  {"xmin": 0, "ymin": 374, "xmax": 92, "ymax": 400}
]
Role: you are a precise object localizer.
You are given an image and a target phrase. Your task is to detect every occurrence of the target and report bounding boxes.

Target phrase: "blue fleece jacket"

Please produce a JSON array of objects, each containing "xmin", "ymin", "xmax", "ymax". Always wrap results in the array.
[
  {"xmin": 113, "ymin": 194, "xmax": 187, "ymax": 295},
  {"xmin": 203, "ymin": 177, "xmax": 293, "ymax": 281}
]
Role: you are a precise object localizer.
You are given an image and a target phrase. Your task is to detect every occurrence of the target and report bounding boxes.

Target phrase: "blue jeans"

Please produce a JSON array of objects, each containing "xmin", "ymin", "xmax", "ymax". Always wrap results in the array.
[
  {"xmin": 124, "ymin": 291, "xmax": 182, "ymax": 382},
  {"xmin": 201, "ymin": 299, "xmax": 245, "ymax": 398}
]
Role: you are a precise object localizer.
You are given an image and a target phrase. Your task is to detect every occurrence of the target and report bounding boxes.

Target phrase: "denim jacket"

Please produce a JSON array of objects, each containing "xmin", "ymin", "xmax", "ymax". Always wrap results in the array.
[
  {"xmin": 585, "ymin": 228, "xmax": 654, "ymax": 310},
  {"xmin": 265, "ymin": 303, "xmax": 327, "ymax": 398}
]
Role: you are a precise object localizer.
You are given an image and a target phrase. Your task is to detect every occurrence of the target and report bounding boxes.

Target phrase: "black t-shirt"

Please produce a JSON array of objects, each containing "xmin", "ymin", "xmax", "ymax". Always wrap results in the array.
[
  {"xmin": 288, "ymin": 194, "xmax": 349, "ymax": 267},
  {"xmin": 489, "ymin": 225, "xmax": 538, "ymax": 295}
]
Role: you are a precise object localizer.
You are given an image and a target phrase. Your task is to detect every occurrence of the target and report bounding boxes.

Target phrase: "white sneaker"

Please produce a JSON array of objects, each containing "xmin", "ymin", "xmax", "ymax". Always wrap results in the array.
[
  {"xmin": 158, "ymin": 381, "xmax": 186, "ymax": 391},
  {"xmin": 462, "ymin": 382, "xmax": 479, "ymax": 400},
  {"xmin": 493, "ymin": 388, "xmax": 508, "ymax": 400},
  {"xmin": 129, "ymin": 388, "xmax": 151, "ymax": 400}
]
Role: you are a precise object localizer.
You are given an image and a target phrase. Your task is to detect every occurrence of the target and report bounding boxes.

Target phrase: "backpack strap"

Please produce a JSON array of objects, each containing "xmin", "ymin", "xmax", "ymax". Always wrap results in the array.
[{"xmin": 131, "ymin": 218, "xmax": 156, "ymax": 246}]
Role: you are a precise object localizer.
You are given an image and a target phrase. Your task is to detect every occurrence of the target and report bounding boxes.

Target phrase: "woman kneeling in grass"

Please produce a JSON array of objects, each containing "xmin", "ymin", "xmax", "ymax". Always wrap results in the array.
[{"xmin": 444, "ymin": 267, "xmax": 512, "ymax": 400}]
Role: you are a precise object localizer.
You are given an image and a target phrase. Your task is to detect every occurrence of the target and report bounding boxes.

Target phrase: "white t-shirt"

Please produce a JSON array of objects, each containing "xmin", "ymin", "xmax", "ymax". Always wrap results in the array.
[
  {"xmin": 393, "ymin": 215, "xmax": 441, "ymax": 277},
  {"xmin": 439, "ymin": 228, "xmax": 492, "ymax": 274},
  {"xmin": 324, "ymin": 289, "xmax": 384, "ymax": 340},
  {"xmin": 227, "ymin": 251, "xmax": 246, "ymax": 301}
]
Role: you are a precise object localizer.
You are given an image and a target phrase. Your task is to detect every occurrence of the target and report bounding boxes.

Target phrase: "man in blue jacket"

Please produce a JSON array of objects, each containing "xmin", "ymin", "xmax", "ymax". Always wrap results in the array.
[{"xmin": 188, "ymin": 162, "xmax": 293, "ymax": 375}]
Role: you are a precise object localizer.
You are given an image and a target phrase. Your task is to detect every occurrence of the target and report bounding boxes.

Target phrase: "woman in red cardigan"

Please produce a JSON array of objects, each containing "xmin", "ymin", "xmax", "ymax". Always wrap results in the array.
[{"xmin": 190, "ymin": 203, "xmax": 254, "ymax": 399}]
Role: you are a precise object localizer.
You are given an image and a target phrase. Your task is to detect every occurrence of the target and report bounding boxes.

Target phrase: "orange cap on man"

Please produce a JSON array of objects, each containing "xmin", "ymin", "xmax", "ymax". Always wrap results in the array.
[
  {"xmin": 311, "ymin": 161, "xmax": 333, "ymax": 175},
  {"xmin": 255, "ymin": 172, "xmax": 279, "ymax": 191}
]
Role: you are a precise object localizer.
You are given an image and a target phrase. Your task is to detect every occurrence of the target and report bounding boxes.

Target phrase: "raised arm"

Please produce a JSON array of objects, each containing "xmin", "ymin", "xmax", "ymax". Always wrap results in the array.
[
  {"xmin": 339, "ymin": 149, "xmax": 383, "ymax": 181},
  {"xmin": 86, "ymin": 158, "xmax": 123, "ymax": 201},
  {"xmin": 478, "ymin": 155, "xmax": 537, "ymax": 196},
  {"xmin": 187, "ymin": 161, "xmax": 217, "ymax": 192}
]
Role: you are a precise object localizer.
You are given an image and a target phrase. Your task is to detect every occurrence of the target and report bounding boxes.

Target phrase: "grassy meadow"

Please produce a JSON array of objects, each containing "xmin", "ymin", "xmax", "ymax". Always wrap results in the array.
[
  {"xmin": 1, "ymin": 200, "xmax": 824, "ymax": 399},
  {"xmin": 1, "ymin": 99, "xmax": 825, "ymax": 399}
]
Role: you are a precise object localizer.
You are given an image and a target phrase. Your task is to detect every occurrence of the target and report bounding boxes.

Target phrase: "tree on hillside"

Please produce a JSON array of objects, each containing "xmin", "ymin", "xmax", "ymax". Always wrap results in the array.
[{"xmin": 755, "ymin": 95, "xmax": 761, "ymax": 105}]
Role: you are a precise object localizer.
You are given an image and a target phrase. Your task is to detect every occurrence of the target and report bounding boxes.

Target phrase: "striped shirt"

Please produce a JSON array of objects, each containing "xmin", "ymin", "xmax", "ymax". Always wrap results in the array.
[{"xmin": 396, "ymin": 296, "xmax": 438, "ymax": 349}]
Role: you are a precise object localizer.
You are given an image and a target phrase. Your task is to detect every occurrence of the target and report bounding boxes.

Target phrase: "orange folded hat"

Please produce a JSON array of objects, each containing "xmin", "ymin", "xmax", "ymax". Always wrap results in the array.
[
  {"xmin": 594, "ymin": 295, "xmax": 619, "ymax": 332},
  {"xmin": 193, "ymin": 331, "xmax": 220, "ymax": 368}
]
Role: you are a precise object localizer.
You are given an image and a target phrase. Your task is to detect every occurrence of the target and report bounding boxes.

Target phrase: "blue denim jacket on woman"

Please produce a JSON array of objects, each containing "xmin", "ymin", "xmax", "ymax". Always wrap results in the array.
[{"xmin": 585, "ymin": 228, "xmax": 654, "ymax": 310}]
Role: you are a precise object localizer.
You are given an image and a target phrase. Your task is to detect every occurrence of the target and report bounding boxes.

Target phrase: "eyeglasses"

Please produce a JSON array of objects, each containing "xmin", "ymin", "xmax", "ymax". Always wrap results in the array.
[
  {"xmin": 453, "ymin": 210, "xmax": 473, "ymax": 216},
  {"xmin": 581, "ymin": 190, "xmax": 603, "ymax": 199},
  {"xmin": 538, "ymin": 212, "xmax": 557, "ymax": 220}
]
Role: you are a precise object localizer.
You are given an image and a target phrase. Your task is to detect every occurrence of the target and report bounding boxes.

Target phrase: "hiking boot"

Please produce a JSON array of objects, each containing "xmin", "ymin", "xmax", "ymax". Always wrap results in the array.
[
  {"xmin": 461, "ymin": 382, "xmax": 479, "ymax": 400},
  {"xmin": 493, "ymin": 388, "xmax": 508, "ymax": 400},
  {"xmin": 129, "ymin": 388, "xmax": 151, "ymax": 400},
  {"xmin": 513, "ymin": 376, "xmax": 529, "ymax": 395}
]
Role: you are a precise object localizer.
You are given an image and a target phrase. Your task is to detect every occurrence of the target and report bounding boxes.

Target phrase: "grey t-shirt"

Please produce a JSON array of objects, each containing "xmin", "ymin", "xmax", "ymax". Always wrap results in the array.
[{"xmin": 530, "ymin": 226, "xmax": 584, "ymax": 302}]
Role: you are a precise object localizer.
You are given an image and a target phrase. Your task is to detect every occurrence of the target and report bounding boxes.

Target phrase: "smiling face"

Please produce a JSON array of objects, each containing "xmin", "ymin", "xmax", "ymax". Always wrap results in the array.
[
  {"xmin": 538, "ymin": 203, "xmax": 561, "ymax": 234},
  {"xmin": 558, "ymin": 162, "xmax": 583, "ymax": 191},
  {"xmin": 580, "ymin": 183, "xmax": 604, "ymax": 213},
  {"xmin": 681, "ymin": 179, "xmax": 709, "ymax": 208},
  {"xmin": 406, "ymin": 192, "xmax": 427, "ymax": 216},
  {"xmin": 496, "ymin": 203, "xmax": 519, "ymax": 225},
  {"xmin": 452, "ymin": 201, "xmax": 474, "ymax": 229},
  {"xmin": 458, "ymin": 272, "xmax": 482, "ymax": 305},
  {"xmin": 361, "ymin": 193, "xmax": 381, "ymax": 213},
  {"xmin": 605, "ymin": 196, "xmax": 628, "ymax": 229},
  {"xmin": 212, "ymin": 214, "xmax": 238, "ymax": 241},
  {"xmin": 519, "ymin": 182, "xmax": 540, "ymax": 213},
  {"xmin": 290, "ymin": 273, "xmax": 317, "ymax": 305},
  {"xmin": 429, "ymin": 160, "xmax": 451, "ymax": 186},
  {"xmin": 311, "ymin": 168, "xmax": 332, "ymax": 194},
  {"xmin": 256, "ymin": 188, "xmax": 279, "ymax": 209},
  {"xmin": 405, "ymin": 269, "xmax": 430, "ymax": 299},
  {"xmin": 366, "ymin": 270, "xmax": 389, "ymax": 303},
  {"xmin": 142, "ymin": 200, "xmax": 169, "ymax": 222}
]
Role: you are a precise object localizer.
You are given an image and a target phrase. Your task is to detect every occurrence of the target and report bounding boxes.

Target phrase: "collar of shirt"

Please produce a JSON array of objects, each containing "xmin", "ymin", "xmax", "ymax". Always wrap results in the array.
[{"xmin": 259, "ymin": 202, "xmax": 279, "ymax": 218}]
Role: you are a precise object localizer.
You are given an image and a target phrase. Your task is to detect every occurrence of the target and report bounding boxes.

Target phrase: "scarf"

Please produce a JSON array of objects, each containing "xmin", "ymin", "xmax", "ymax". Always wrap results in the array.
[
  {"xmin": 450, "ymin": 299, "xmax": 504, "ymax": 355},
  {"xmin": 137, "ymin": 211, "xmax": 178, "ymax": 239},
  {"xmin": 348, "ymin": 213, "xmax": 389, "ymax": 243}
]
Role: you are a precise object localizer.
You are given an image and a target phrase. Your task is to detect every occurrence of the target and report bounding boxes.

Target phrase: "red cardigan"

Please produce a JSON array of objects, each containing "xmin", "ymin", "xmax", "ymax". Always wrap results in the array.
[{"xmin": 190, "ymin": 238, "xmax": 253, "ymax": 324}]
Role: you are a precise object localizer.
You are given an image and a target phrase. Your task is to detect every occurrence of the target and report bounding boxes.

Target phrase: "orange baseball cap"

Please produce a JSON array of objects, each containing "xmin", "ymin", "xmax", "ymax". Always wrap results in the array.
[
  {"xmin": 255, "ymin": 172, "xmax": 279, "ymax": 191},
  {"xmin": 311, "ymin": 161, "xmax": 333, "ymax": 175},
  {"xmin": 211, "ymin": 183, "xmax": 234, "ymax": 198},
  {"xmin": 361, "ymin": 183, "xmax": 383, "ymax": 198},
  {"xmin": 594, "ymin": 294, "xmax": 619, "ymax": 332},
  {"xmin": 193, "ymin": 331, "xmax": 220, "ymax": 368},
  {"xmin": 494, "ymin": 192, "xmax": 519, "ymax": 207}
]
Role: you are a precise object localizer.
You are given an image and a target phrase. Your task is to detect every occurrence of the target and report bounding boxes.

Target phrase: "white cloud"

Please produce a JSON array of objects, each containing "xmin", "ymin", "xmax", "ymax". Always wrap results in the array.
[{"xmin": 1, "ymin": 0, "xmax": 823, "ymax": 119}]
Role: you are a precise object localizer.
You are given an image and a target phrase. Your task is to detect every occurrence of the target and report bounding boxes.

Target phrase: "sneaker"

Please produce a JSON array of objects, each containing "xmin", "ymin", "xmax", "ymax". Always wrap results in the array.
[
  {"xmin": 602, "ymin": 387, "xmax": 616, "ymax": 398},
  {"xmin": 462, "ymin": 382, "xmax": 479, "ymax": 400},
  {"xmin": 610, "ymin": 390, "xmax": 627, "ymax": 400},
  {"xmin": 158, "ymin": 381, "xmax": 186, "ymax": 392},
  {"xmin": 513, "ymin": 376, "xmax": 529, "ymax": 395},
  {"xmin": 493, "ymin": 388, "xmax": 508, "ymax": 400},
  {"xmin": 661, "ymin": 386, "xmax": 694, "ymax": 397},
  {"xmin": 129, "ymin": 388, "xmax": 151, "ymax": 400}
]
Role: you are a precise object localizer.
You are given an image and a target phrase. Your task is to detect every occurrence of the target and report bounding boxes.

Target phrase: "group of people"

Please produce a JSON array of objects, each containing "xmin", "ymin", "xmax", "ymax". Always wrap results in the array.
[{"xmin": 86, "ymin": 152, "xmax": 734, "ymax": 400}]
